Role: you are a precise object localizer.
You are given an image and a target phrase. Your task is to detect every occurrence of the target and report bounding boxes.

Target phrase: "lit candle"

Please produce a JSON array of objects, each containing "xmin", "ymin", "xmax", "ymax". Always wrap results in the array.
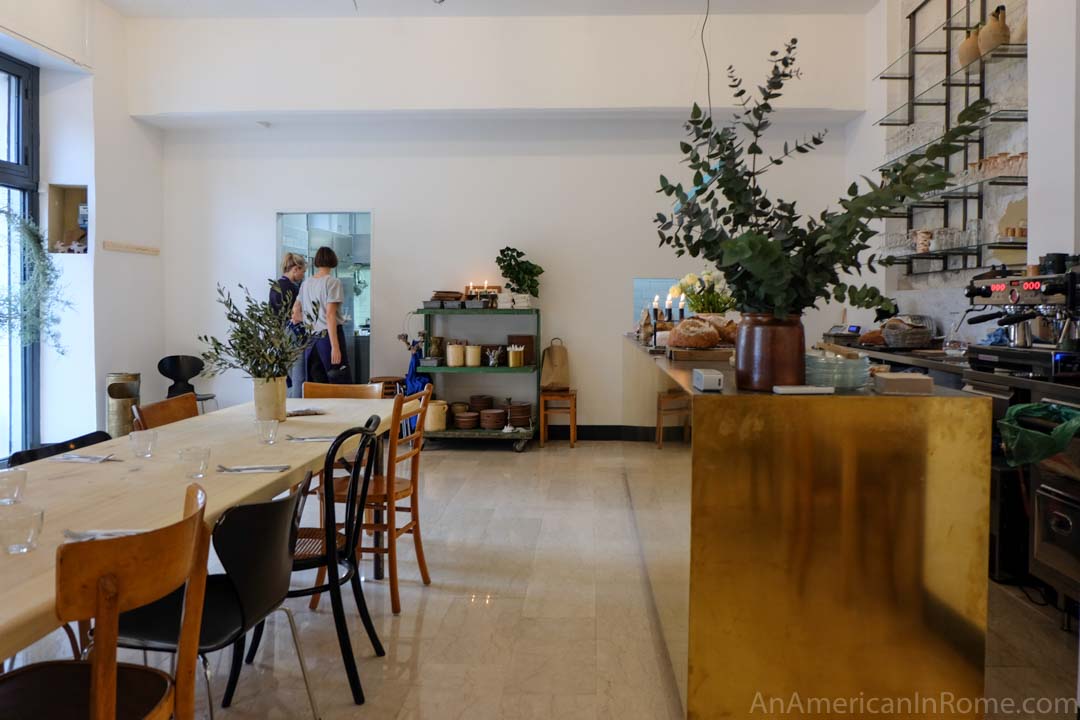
[
  {"xmin": 678, "ymin": 296, "xmax": 686, "ymax": 321},
  {"xmin": 653, "ymin": 294, "xmax": 660, "ymax": 309},
  {"xmin": 484, "ymin": 279, "xmax": 489, "ymax": 291},
  {"xmin": 665, "ymin": 293, "xmax": 672, "ymax": 309},
  {"xmin": 664, "ymin": 293, "xmax": 673, "ymax": 322}
]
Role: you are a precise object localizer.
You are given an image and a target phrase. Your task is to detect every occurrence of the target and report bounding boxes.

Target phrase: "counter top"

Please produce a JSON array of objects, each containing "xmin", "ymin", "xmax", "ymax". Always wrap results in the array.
[
  {"xmin": 625, "ymin": 335, "xmax": 970, "ymax": 398},
  {"xmin": 859, "ymin": 347, "xmax": 969, "ymax": 376}
]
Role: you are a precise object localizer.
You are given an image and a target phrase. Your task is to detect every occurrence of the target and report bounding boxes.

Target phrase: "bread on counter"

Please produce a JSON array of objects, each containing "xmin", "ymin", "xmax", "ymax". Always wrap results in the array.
[
  {"xmin": 669, "ymin": 317, "xmax": 721, "ymax": 348},
  {"xmin": 859, "ymin": 329, "xmax": 886, "ymax": 346}
]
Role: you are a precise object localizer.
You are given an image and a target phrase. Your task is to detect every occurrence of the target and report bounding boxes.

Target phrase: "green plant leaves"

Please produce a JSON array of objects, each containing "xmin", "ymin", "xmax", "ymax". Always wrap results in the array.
[{"xmin": 496, "ymin": 246, "xmax": 543, "ymax": 297}]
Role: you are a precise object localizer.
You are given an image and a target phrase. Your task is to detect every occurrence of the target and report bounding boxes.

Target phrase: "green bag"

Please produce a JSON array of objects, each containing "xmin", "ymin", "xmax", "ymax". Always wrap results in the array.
[{"xmin": 998, "ymin": 403, "xmax": 1080, "ymax": 467}]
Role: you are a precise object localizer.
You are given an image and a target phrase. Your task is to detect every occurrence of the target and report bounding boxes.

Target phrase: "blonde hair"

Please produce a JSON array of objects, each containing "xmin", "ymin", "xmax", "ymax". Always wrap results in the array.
[{"xmin": 281, "ymin": 252, "xmax": 307, "ymax": 274}]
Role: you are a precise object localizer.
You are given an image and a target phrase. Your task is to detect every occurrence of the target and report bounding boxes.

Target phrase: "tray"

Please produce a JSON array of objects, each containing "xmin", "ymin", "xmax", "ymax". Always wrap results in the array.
[{"xmin": 666, "ymin": 346, "xmax": 734, "ymax": 362}]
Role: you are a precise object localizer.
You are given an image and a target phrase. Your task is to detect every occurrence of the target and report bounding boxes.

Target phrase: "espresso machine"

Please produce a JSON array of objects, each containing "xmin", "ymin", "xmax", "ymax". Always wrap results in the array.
[{"xmin": 965, "ymin": 270, "xmax": 1080, "ymax": 381}]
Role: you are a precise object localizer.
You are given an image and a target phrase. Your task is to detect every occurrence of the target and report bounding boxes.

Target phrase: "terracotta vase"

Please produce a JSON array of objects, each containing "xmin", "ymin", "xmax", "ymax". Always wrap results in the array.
[
  {"xmin": 958, "ymin": 28, "xmax": 981, "ymax": 67},
  {"xmin": 735, "ymin": 313, "xmax": 806, "ymax": 391},
  {"xmin": 253, "ymin": 377, "xmax": 287, "ymax": 421},
  {"xmin": 978, "ymin": 6, "xmax": 1010, "ymax": 55}
]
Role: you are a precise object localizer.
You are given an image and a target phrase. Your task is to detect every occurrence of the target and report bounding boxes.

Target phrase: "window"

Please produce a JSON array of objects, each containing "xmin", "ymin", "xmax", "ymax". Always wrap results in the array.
[{"xmin": 0, "ymin": 51, "xmax": 39, "ymax": 458}]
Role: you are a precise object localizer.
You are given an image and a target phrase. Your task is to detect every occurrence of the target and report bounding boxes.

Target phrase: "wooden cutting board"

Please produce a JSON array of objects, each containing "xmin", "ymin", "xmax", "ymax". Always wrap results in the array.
[{"xmin": 666, "ymin": 346, "xmax": 734, "ymax": 362}]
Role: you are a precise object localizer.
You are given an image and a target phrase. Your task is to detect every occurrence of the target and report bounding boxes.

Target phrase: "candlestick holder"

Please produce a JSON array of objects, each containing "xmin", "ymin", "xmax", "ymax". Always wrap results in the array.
[{"xmin": 664, "ymin": 307, "xmax": 673, "ymax": 323}]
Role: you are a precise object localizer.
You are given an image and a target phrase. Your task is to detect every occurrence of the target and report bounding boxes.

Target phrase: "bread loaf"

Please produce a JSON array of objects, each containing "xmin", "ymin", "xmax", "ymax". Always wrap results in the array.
[{"xmin": 669, "ymin": 317, "xmax": 720, "ymax": 349}]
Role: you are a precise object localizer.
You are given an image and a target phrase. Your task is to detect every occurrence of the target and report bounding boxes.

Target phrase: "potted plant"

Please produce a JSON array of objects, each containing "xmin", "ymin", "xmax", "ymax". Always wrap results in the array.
[
  {"xmin": 654, "ymin": 39, "xmax": 989, "ymax": 390},
  {"xmin": 199, "ymin": 283, "xmax": 313, "ymax": 421},
  {"xmin": 669, "ymin": 270, "xmax": 737, "ymax": 318},
  {"xmin": 0, "ymin": 210, "xmax": 68, "ymax": 351},
  {"xmin": 496, "ymin": 246, "xmax": 544, "ymax": 309}
]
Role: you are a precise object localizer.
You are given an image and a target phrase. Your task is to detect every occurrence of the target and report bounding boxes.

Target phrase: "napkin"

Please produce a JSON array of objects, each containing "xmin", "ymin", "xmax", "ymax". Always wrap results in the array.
[
  {"xmin": 217, "ymin": 464, "xmax": 291, "ymax": 474},
  {"xmin": 53, "ymin": 453, "xmax": 115, "ymax": 464},
  {"xmin": 63, "ymin": 528, "xmax": 142, "ymax": 542},
  {"xmin": 286, "ymin": 434, "xmax": 336, "ymax": 443},
  {"xmin": 286, "ymin": 408, "xmax": 326, "ymax": 417}
]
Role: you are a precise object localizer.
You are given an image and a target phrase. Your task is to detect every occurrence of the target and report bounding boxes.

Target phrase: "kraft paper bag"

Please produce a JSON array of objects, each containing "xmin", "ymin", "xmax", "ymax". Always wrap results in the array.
[{"xmin": 540, "ymin": 338, "xmax": 570, "ymax": 390}]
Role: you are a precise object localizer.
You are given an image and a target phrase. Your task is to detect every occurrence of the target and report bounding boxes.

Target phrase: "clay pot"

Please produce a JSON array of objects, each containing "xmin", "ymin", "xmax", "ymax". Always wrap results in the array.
[
  {"xmin": 958, "ymin": 29, "xmax": 981, "ymax": 68},
  {"xmin": 735, "ymin": 313, "xmax": 806, "ymax": 391},
  {"xmin": 978, "ymin": 5, "xmax": 1010, "ymax": 55}
]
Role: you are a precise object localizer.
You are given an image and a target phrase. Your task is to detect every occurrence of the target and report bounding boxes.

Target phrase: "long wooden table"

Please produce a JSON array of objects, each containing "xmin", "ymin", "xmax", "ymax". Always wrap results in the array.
[{"xmin": 0, "ymin": 397, "xmax": 407, "ymax": 661}]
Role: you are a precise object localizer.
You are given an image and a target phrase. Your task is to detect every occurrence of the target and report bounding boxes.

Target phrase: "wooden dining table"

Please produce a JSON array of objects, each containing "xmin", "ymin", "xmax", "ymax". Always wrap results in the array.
[{"xmin": 0, "ymin": 396, "xmax": 409, "ymax": 662}]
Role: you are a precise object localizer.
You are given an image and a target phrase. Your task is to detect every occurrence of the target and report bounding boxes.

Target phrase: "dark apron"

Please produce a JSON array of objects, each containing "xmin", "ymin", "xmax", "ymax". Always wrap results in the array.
[{"xmin": 305, "ymin": 326, "xmax": 351, "ymax": 384}]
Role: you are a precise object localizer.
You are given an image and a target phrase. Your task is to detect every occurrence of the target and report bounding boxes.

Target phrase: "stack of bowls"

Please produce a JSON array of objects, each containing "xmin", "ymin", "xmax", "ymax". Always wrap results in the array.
[
  {"xmin": 480, "ymin": 409, "xmax": 507, "ymax": 429},
  {"xmin": 469, "ymin": 394, "xmax": 494, "ymax": 412},
  {"xmin": 453, "ymin": 411, "xmax": 479, "ymax": 430},
  {"xmin": 502, "ymin": 402, "xmax": 532, "ymax": 428},
  {"xmin": 805, "ymin": 352, "xmax": 870, "ymax": 390}
]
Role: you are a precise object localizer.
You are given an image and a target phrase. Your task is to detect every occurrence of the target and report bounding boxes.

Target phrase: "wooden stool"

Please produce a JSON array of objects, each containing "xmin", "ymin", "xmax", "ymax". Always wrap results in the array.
[
  {"xmin": 656, "ymin": 390, "xmax": 690, "ymax": 449},
  {"xmin": 369, "ymin": 376, "xmax": 405, "ymax": 397},
  {"xmin": 540, "ymin": 389, "xmax": 577, "ymax": 448}
]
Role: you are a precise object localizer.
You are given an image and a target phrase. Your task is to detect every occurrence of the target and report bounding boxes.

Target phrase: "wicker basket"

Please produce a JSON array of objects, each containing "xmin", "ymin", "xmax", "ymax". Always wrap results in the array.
[{"xmin": 883, "ymin": 320, "xmax": 932, "ymax": 349}]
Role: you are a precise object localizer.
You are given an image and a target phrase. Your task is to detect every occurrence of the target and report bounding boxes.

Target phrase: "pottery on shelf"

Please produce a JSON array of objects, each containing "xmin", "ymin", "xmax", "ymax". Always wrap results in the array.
[
  {"xmin": 978, "ymin": 5, "xmax": 1010, "ymax": 55},
  {"xmin": 958, "ymin": 28, "xmax": 981, "ymax": 68},
  {"xmin": 512, "ymin": 293, "xmax": 533, "ymax": 309}
]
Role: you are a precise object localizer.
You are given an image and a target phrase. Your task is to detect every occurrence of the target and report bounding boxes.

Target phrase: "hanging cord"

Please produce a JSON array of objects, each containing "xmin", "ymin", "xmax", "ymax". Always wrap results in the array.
[{"xmin": 700, "ymin": 0, "xmax": 712, "ymax": 117}]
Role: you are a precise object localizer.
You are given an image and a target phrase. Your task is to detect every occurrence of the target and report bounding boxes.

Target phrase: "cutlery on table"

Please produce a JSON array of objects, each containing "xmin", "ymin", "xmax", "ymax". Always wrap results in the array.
[
  {"xmin": 216, "ymin": 464, "xmax": 291, "ymax": 474},
  {"xmin": 285, "ymin": 434, "xmax": 336, "ymax": 442},
  {"xmin": 53, "ymin": 453, "xmax": 117, "ymax": 464}
]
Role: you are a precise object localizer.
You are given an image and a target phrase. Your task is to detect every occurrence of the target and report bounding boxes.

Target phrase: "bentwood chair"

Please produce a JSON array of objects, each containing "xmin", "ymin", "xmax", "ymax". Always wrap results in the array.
[
  {"xmin": 0, "ymin": 485, "xmax": 209, "ymax": 720},
  {"xmin": 133, "ymin": 393, "xmax": 199, "ymax": 431},
  {"xmin": 116, "ymin": 476, "xmax": 318, "ymax": 719},
  {"xmin": 246, "ymin": 419, "xmax": 385, "ymax": 706},
  {"xmin": 7, "ymin": 431, "xmax": 112, "ymax": 468},
  {"xmin": 302, "ymin": 382, "xmax": 384, "ymax": 400}
]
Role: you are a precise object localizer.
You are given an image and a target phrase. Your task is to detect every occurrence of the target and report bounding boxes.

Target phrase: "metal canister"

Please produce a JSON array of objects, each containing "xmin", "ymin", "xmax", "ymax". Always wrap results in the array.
[{"xmin": 106, "ymin": 372, "xmax": 140, "ymax": 438}]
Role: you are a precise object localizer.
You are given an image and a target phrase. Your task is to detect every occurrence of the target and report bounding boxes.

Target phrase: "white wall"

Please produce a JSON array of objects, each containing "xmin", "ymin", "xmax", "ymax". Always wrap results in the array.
[
  {"xmin": 126, "ymin": 14, "xmax": 865, "ymax": 119},
  {"xmin": 38, "ymin": 67, "xmax": 97, "ymax": 442},
  {"xmin": 0, "ymin": 0, "xmax": 90, "ymax": 68},
  {"xmin": 160, "ymin": 114, "xmax": 852, "ymax": 425}
]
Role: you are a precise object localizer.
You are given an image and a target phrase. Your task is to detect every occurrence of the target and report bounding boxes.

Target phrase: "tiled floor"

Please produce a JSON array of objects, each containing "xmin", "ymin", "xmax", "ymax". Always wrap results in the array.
[
  {"xmin": 12, "ymin": 441, "xmax": 1080, "ymax": 719},
  {"xmin": 15, "ymin": 441, "xmax": 686, "ymax": 719}
]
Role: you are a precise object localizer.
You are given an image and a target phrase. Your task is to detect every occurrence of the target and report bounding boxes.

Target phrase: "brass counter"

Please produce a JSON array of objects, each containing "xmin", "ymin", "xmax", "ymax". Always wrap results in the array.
[{"xmin": 623, "ymin": 337, "xmax": 992, "ymax": 719}]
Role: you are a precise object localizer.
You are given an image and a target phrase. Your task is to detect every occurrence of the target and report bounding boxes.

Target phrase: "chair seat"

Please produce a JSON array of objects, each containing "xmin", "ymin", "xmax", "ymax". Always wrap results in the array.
[
  {"xmin": 294, "ymin": 526, "xmax": 347, "ymax": 565},
  {"xmin": 0, "ymin": 660, "xmax": 172, "ymax": 720},
  {"xmin": 117, "ymin": 575, "xmax": 244, "ymax": 654},
  {"xmin": 195, "ymin": 393, "xmax": 216, "ymax": 402},
  {"xmin": 366, "ymin": 475, "xmax": 412, "ymax": 502}
]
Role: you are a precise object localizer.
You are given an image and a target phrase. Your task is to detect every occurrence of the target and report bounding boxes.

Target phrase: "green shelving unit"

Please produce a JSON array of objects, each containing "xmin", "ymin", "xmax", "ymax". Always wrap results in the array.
[{"xmin": 419, "ymin": 307, "xmax": 541, "ymax": 452}]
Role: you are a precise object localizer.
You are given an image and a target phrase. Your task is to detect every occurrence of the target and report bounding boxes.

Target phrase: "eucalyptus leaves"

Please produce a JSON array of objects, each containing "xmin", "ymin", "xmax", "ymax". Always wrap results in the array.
[
  {"xmin": 654, "ymin": 38, "xmax": 990, "ymax": 318},
  {"xmin": 199, "ymin": 282, "xmax": 315, "ymax": 379},
  {"xmin": 0, "ymin": 210, "xmax": 69, "ymax": 352}
]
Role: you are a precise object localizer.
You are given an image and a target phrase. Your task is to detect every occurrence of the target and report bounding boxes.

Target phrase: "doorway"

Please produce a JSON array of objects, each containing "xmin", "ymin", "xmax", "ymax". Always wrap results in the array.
[{"xmin": 276, "ymin": 212, "xmax": 372, "ymax": 383}]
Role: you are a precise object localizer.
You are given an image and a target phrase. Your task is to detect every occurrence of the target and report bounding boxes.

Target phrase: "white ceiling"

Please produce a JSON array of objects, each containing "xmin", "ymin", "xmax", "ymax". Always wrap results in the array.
[{"xmin": 102, "ymin": 0, "xmax": 878, "ymax": 18}]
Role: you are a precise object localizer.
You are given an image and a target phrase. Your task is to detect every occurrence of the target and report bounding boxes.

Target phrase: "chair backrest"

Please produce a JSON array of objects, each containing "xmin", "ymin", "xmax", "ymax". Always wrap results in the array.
[
  {"xmin": 212, "ymin": 473, "xmax": 310, "ymax": 633},
  {"xmin": 158, "ymin": 356, "xmax": 205, "ymax": 399},
  {"xmin": 369, "ymin": 376, "xmax": 403, "ymax": 397},
  {"xmin": 302, "ymin": 382, "xmax": 384, "ymax": 400},
  {"xmin": 7, "ymin": 430, "xmax": 112, "ymax": 467},
  {"xmin": 132, "ymin": 392, "xmax": 199, "ymax": 431},
  {"xmin": 323, "ymin": 418, "xmax": 380, "ymax": 563},
  {"xmin": 385, "ymin": 384, "xmax": 432, "ymax": 488},
  {"xmin": 55, "ymin": 484, "xmax": 209, "ymax": 720}
]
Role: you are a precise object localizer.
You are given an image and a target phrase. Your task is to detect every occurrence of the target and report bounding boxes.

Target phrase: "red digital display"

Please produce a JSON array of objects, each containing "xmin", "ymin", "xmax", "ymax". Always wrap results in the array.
[
  {"xmin": 990, "ymin": 283, "xmax": 1008, "ymax": 292},
  {"xmin": 1023, "ymin": 281, "xmax": 1043, "ymax": 291}
]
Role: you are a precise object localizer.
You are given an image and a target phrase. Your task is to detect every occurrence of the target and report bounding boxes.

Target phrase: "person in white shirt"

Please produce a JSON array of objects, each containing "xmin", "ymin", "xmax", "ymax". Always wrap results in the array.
[{"xmin": 293, "ymin": 246, "xmax": 350, "ymax": 383}]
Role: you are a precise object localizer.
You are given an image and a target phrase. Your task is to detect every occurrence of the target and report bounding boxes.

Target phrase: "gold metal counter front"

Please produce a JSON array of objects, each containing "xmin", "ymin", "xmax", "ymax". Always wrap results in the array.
[{"xmin": 689, "ymin": 393, "xmax": 991, "ymax": 719}]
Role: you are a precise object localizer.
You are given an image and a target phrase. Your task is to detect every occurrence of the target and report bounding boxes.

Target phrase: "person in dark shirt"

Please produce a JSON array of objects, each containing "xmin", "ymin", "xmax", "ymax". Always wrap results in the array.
[{"xmin": 272, "ymin": 252, "xmax": 307, "ymax": 397}]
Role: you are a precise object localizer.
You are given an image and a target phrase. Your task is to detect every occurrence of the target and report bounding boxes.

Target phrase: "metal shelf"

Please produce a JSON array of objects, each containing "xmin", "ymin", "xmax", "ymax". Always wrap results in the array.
[
  {"xmin": 416, "ymin": 307, "xmax": 539, "ymax": 315},
  {"xmin": 875, "ymin": 0, "xmax": 982, "ymax": 81},
  {"xmin": 885, "ymin": 242, "xmax": 1027, "ymax": 275},
  {"xmin": 419, "ymin": 365, "xmax": 537, "ymax": 374},
  {"xmin": 874, "ymin": 107, "xmax": 1027, "ymax": 172}
]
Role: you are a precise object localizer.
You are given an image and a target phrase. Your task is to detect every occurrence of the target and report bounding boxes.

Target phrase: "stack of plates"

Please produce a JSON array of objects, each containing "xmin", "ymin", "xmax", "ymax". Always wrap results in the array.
[
  {"xmin": 480, "ymin": 409, "xmax": 507, "ymax": 429},
  {"xmin": 502, "ymin": 402, "xmax": 532, "ymax": 428},
  {"xmin": 453, "ymin": 411, "xmax": 479, "ymax": 430},
  {"xmin": 805, "ymin": 352, "xmax": 870, "ymax": 390},
  {"xmin": 469, "ymin": 394, "xmax": 494, "ymax": 412}
]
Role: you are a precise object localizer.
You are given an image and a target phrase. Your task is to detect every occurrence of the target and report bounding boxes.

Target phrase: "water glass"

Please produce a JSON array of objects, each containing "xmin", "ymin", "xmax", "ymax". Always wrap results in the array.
[
  {"xmin": 0, "ymin": 468, "xmax": 27, "ymax": 505},
  {"xmin": 255, "ymin": 419, "xmax": 279, "ymax": 445},
  {"xmin": 129, "ymin": 430, "xmax": 157, "ymax": 458},
  {"xmin": 0, "ymin": 504, "xmax": 44, "ymax": 554},
  {"xmin": 178, "ymin": 447, "xmax": 211, "ymax": 479}
]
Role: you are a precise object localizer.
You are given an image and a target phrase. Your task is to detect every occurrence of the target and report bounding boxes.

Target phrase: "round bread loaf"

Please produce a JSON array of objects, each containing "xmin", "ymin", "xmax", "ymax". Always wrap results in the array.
[{"xmin": 669, "ymin": 317, "xmax": 720, "ymax": 348}]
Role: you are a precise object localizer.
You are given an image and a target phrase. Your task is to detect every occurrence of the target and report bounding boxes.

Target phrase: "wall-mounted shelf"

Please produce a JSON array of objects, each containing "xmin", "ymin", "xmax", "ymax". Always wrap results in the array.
[
  {"xmin": 874, "ymin": 107, "xmax": 1028, "ymax": 171},
  {"xmin": 886, "ymin": 242, "xmax": 1027, "ymax": 276},
  {"xmin": 419, "ymin": 365, "xmax": 537, "ymax": 374},
  {"xmin": 875, "ymin": 0, "xmax": 984, "ymax": 81}
]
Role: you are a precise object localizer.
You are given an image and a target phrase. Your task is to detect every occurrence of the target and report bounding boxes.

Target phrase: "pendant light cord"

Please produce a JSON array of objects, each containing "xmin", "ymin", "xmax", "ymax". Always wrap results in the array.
[{"xmin": 701, "ymin": 0, "xmax": 712, "ymax": 117}]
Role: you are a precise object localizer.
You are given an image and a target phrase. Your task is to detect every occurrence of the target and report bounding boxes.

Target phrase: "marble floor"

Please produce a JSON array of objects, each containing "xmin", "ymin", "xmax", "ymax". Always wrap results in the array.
[{"xmin": 15, "ymin": 441, "xmax": 686, "ymax": 719}]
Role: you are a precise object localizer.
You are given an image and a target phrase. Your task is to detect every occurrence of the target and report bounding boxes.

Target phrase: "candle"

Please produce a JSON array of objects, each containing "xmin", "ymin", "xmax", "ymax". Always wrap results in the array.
[
  {"xmin": 484, "ymin": 279, "xmax": 489, "ymax": 291},
  {"xmin": 678, "ymin": 296, "xmax": 686, "ymax": 321},
  {"xmin": 665, "ymin": 293, "xmax": 672, "ymax": 309},
  {"xmin": 664, "ymin": 293, "xmax": 673, "ymax": 322},
  {"xmin": 653, "ymin": 294, "xmax": 660, "ymax": 309}
]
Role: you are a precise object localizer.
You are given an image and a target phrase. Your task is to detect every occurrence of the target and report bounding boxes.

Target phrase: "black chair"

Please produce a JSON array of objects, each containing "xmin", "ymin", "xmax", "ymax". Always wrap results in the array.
[
  {"xmin": 115, "ymin": 474, "xmax": 319, "ymax": 719},
  {"xmin": 246, "ymin": 417, "xmax": 385, "ymax": 706},
  {"xmin": 6, "ymin": 430, "xmax": 112, "ymax": 468},
  {"xmin": 158, "ymin": 355, "xmax": 217, "ymax": 410}
]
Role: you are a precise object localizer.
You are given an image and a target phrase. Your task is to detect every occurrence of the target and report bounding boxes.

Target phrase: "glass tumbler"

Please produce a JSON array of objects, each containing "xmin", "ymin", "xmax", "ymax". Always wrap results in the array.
[
  {"xmin": 255, "ymin": 420, "xmax": 279, "ymax": 445},
  {"xmin": 178, "ymin": 447, "xmax": 211, "ymax": 479},
  {"xmin": 1, "ymin": 504, "xmax": 44, "ymax": 554},
  {"xmin": 129, "ymin": 430, "xmax": 157, "ymax": 458},
  {"xmin": 0, "ymin": 468, "xmax": 27, "ymax": 505}
]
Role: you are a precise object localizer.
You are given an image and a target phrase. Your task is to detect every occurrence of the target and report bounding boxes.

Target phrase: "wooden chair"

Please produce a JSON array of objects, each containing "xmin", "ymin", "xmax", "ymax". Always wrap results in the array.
[
  {"xmin": 656, "ymin": 390, "xmax": 691, "ymax": 449},
  {"xmin": 352, "ymin": 385, "xmax": 433, "ymax": 615},
  {"xmin": 539, "ymin": 389, "xmax": 577, "ymax": 448},
  {"xmin": 132, "ymin": 393, "xmax": 199, "ymax": 431},
  {"xmin": 368, "ymin": 376, "xmax": 404, "ymax": 398},
  {"xmin": 0, "ymin": 484, "xmax": 209, "ymax": 720},
  {"xmin": 301, "ymin": 382, "xmax": 383, "ymax": 400}
]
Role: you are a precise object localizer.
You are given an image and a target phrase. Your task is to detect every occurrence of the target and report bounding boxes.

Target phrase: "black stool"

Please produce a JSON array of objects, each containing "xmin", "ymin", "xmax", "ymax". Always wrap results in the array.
[{"xmin": 158, "ymin": 355, "xmax": 217, "ymax": 412}]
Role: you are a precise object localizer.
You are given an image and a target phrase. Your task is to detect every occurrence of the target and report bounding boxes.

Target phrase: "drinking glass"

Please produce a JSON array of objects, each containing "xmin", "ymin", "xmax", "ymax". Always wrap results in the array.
[
  {"xmin": 1, "ymin": 504, "xmax": 44, "ymax": 554},
  {"xmin": 129, "ymin": 430, "xmax": 157, "ymax": 458},
  {"xmin": 0, "ymin": 468, "xmax": 27, "ymax": 505},
  {"xmin": 255, "ymin": 419, "xmax": 279, "ymax": 445},
  {"xmin": 178, "ymin": 447, "xmax": 211, "ymax": 479}
]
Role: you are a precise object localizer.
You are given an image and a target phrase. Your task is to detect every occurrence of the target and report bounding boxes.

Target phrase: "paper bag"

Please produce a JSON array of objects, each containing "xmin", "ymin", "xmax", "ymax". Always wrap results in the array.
[{"xmin": 540, "ymin": 338, "xmax": 570, "ymax": 390}]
